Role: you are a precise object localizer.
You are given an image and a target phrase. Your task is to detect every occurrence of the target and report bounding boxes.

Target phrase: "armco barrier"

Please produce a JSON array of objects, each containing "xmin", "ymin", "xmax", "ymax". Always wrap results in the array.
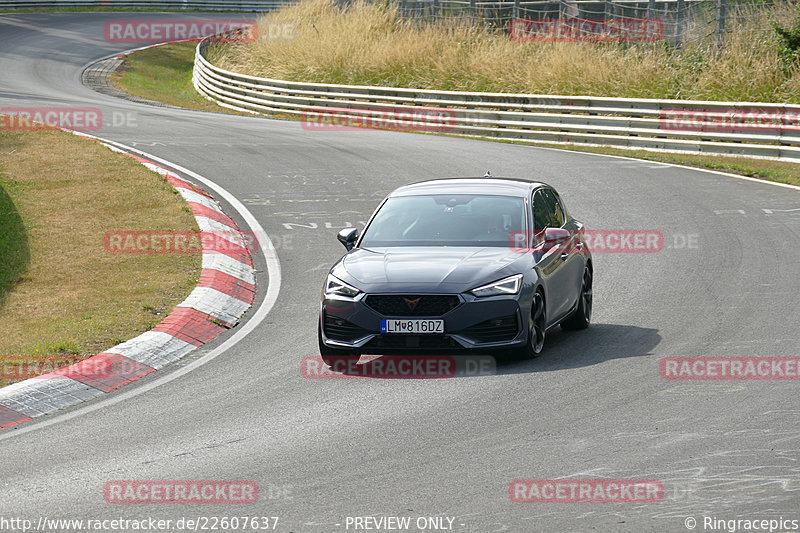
[{"xmin": 192, "ymin": 39, "xmax": 800, "ymax": 161}]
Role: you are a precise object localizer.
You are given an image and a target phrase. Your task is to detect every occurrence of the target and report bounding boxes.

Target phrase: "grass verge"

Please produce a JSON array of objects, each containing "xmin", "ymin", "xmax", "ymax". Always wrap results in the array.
[
  {"xmin": 0, "ymin": 127, "xmax": 201, "ymax": 387},
  {"xmin": 110, "ymin": 41, "xmax": 230, "ymax": 112},
  {"xmin": 0, "ymin": 178, "xmax": 30, "ymax": 310},
  {"xmin": 508, "ymin": 143, "xmax": 800, "ymax": 187}
]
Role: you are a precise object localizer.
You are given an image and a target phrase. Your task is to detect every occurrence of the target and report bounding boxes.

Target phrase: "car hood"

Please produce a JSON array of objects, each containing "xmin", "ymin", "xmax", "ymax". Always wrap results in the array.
[{"xmin": 338, "ymin": 246, "xmax": 526, "ymax": 291}]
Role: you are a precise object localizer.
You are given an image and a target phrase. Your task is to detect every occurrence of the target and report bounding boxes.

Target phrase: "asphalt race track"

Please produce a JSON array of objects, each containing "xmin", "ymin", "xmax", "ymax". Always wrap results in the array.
[{"xmin": 1, "ymin": 13, "xmax": 799, "ymax": 533}]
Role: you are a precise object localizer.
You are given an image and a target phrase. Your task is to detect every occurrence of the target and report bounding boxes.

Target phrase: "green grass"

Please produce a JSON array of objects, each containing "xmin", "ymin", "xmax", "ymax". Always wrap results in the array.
[
  {"xmin": 0, "ymin": 181, "xmax": 30, "ymax": 311},
  {"xmin": 111, "ymin": 41, "xmax": 234, "ymax": 112}
]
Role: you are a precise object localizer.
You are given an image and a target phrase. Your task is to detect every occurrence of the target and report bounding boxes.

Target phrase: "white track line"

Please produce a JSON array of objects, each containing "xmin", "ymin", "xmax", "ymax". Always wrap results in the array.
[{"xmin": 532, "ymin": 145, "xmax": 800, "ymax": 191}]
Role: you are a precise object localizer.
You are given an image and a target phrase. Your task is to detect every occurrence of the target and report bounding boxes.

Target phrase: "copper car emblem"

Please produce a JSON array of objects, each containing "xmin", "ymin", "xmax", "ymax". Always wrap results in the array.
[{"xmin": 403, "ymin": 297, "xmax": 421, "ymax": 311}]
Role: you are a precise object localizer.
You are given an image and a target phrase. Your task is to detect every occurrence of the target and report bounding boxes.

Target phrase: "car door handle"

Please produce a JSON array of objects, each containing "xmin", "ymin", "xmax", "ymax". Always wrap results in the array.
[{"xmin": 560, "ymin": 252, "xmax": 569, "ymax": 261}]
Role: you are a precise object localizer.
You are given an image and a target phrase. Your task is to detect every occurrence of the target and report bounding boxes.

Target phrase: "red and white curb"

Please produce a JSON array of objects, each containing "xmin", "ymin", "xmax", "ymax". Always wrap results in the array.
[{"xmin": 0, "ymin": 134, "xmax": 256, "ymax": 430}]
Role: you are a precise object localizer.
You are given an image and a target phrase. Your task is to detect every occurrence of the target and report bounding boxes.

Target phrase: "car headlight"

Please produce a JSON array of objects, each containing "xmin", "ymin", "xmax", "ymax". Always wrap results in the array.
[
  {"xmin": 471, "ymin": 274, "xmax": 523, "ymax": 297},
  {"xmin": 324, "ymin": 274, "xmax": 360, "ymax": 298}
]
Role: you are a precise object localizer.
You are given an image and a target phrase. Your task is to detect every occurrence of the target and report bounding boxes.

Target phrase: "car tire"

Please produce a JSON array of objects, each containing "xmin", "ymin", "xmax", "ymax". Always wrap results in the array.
[
  {"xmin": 511, "ymin": 289, "xmax": 546, "ymax": 359},
  {"xmin": 561, "ymin": 264, "xmax": 592, "ymax": 331}
]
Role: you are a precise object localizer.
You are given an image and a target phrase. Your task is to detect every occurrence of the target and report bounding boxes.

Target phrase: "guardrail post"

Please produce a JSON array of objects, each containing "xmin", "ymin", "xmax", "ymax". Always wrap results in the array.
[
  {"xmin": 432, "ymin": 0, "xmax": 439, "ymax": 21},
  {"xmin": 470, "ymin": 0, "xmax": 476, "ymax": 17},
  {"xmin": 715, "ymin": 0, "xmax": 727, "ymax": 46},
  {"xmin": 647, "ymin": 0, "xmax": 655, "ymax": 18},
  {"xmin": 675, "ymin": 0, "xmax": 685, "ymax": 48},
  {"xmin": 513, "ymin": 0, "xmax": 520, "ymax": 21}
]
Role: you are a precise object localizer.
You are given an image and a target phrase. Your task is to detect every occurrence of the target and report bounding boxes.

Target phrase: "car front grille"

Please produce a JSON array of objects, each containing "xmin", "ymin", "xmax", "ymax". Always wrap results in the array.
[
  {"xmin": 458, "ymin": 314, "xmax": 520, "ymax": 343},
  {"xmin": 364, "ymin": 295, "xmax": 460, "ymax": 316},
  {"xmin": 323, "ymin": 313, "xmax": 370, "ymax": 342},
  {"xmin": 364, "ymin": 335, "xmax": 460, "ymax": 351}
]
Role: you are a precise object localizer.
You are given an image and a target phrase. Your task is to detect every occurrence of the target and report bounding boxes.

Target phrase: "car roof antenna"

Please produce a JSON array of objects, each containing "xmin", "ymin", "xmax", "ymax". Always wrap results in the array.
[{"xmin": 484, "ymin": 171, "xmax": 492, "ymax": 178}]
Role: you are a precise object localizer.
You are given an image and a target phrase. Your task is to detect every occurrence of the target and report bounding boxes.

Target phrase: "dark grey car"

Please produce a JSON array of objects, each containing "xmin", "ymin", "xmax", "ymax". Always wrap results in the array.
[{"xmin": 318, "ymin": 177, "xmax": 593, "ymax": 366}]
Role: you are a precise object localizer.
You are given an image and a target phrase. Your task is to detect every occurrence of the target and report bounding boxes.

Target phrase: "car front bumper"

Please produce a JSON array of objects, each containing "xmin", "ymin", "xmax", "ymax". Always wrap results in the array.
[{"xmin": 320, "ymin": 292, "xmax": 528, "ymax": 354}]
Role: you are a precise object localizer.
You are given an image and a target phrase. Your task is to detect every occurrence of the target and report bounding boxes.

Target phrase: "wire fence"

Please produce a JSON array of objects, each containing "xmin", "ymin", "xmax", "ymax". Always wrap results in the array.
[
  {"xmin": 2, "ymin": 0, "xmax": 783, "ymax": 48},
  {"xmin": 387, "ymin": 0, "xmax": 779, "ymax": 47}
]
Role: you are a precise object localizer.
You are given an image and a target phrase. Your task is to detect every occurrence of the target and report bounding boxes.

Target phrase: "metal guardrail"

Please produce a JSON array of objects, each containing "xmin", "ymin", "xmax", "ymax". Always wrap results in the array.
[
  {"xmin": 0, "ymin": 0, "xmax": 294, "ymax": 11},
  {"xmin": 192, "ymin": 39, "xmax": 800, "ymax": 161}
]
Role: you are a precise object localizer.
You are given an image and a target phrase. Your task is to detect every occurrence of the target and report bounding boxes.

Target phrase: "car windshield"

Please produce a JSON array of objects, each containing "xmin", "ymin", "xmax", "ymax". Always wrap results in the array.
[{"xmin": 360, "ymin": 194, "xmax": 526, "ymax": 247}]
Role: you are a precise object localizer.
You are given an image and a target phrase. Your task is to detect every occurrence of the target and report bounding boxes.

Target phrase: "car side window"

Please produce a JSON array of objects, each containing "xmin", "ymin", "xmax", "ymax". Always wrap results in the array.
[
  {"xmin": 551, "ymin": 190, "xmax": 567, "ymax": 221},
  {"xmin": 542, "ymin": 189, "xmax": 565, "ymax": 227},
  {"xmin": 533, "ymin": 190, "xmax": 551, "ymax": 232},
  {"xmin": 533, "ymin": 189, "xmax": 564, "ymax": 232}
]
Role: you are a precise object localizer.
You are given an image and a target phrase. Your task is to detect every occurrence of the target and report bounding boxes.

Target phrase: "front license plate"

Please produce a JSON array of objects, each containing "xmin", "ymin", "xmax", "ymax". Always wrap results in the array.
[{"xmin": 381, "ymin": 319, "xmax": 444, "ymax": 334}]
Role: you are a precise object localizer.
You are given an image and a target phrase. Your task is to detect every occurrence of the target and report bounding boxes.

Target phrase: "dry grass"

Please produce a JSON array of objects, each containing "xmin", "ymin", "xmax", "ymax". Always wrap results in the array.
[
  {"xmin": 207, "ymin": 0, "xmax": 800, "ymax": 102},
  {"xmin": 0, "ymin": 128, "xmax": 200, "ymax": 386}
]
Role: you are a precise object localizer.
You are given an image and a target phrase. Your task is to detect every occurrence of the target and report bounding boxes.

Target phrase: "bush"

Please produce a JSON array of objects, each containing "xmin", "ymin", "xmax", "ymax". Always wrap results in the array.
[{"xmin": 772, "ymin": 4, "xmax": 800, "ymax": 66}]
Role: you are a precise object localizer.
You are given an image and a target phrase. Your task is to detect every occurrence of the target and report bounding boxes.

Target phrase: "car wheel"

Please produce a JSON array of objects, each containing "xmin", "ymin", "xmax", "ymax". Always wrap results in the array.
[
  {"xmin": 512, "ymin": 289, "xmax": 546, "ymax": 359},
  {"xmin": 318, "ymin": 322, "xmax": 359, "ymax": 369},
  {"xmin": 561, "ymin": 264, "xmax": 592, "ymax": 330}
]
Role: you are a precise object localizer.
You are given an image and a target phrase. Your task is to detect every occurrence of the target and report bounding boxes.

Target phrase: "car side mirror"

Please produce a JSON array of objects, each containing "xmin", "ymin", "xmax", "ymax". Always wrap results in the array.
[
  {"xmin": 337, "ymin": 227, "xmax": 359, "ymax": 251},
  {"xmin": 543, "ymin": 227, "xmax": 571, "ymax": 250}
]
